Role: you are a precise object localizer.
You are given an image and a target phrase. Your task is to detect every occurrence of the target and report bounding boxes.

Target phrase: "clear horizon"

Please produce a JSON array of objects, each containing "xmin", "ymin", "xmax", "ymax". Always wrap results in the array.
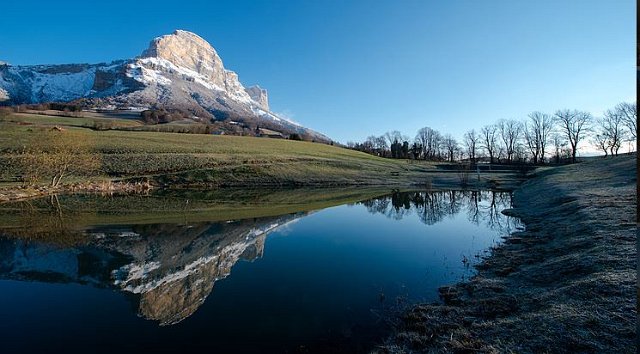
[{"xmin": 1, "ymin": 0, "xmax": 635, "ymax": 147}]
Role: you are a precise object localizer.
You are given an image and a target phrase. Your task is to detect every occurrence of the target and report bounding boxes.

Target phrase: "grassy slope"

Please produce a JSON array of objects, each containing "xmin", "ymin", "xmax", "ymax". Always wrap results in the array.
[
  {"xmin": 0, "ymin": 114, "xmax": 438, "ymax": 188},
  {"xmin": 381, "ymin": 153, "xmax": 637, "ymax": 353}
]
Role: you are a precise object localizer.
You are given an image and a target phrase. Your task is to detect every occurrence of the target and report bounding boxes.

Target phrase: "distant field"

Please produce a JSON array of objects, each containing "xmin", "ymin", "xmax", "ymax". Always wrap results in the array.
[
  {"xmin": 5, "ymin": 112, "xmax": 143, "ymax": 128},
  {"xmin": 0, "ymin": 114, "xmax": 439, "ymax": 188}
]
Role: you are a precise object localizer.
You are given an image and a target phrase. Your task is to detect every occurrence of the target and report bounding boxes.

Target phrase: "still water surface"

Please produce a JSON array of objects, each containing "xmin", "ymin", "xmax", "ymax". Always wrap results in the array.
[{"xmin": 0, "ymin": 189, "xmax": 520, "ymax": 353}]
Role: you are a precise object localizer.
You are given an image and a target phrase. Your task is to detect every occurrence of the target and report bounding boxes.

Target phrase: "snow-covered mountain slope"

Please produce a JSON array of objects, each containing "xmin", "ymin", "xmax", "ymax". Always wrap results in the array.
[
  {"xmin": 0, "ymin": 30, "xmax": 329, "ymax": 142},
  {"xmin": 0, "ymin": 61, "xmax": 140, "ymax": 103}
]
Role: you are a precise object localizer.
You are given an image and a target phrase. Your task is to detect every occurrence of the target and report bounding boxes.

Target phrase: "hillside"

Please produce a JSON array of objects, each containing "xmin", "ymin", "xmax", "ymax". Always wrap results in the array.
[
  {"xmin": 0, "ymin": 114, "xmax": 433, "ymax": 193},
  {"xmin": 0, "ymin": 113, "xmax": 530, "ymax": 201}
]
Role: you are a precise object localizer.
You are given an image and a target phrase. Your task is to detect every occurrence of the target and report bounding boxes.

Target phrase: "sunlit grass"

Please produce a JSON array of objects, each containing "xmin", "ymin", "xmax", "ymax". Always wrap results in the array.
[{"xmin": 0, "ymin": 119, "xmax": 436, "ymax": 187}]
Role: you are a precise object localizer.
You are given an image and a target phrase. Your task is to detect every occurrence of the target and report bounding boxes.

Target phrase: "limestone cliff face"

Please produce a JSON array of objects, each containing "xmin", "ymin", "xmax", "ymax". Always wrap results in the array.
[
  {"xmin": 140, "ymin": 30, "xmax": 248, "ymax": 100},
  {"xmin": 141, "ymin": 30, "xmax": 225, "ymax": 85},
  {"xmin": 245, "ymin": 85, "xmax": 269, "ymax": 111}
]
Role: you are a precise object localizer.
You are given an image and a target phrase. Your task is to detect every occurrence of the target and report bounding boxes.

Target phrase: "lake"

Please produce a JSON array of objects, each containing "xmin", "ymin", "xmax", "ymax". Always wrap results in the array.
[{"xmin": 0, "ymin": 189, "xmax": 521, "ymax": 353}]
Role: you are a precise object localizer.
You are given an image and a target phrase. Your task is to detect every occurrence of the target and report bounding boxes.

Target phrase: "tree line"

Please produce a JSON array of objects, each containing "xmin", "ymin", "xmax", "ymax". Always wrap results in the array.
[{"xmin": 346, "ymin": 102, "xmax": 636, "ymax": 164}]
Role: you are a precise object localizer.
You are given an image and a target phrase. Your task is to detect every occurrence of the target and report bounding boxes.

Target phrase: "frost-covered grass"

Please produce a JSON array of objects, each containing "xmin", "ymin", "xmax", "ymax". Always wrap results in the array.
[{"xmin": 380, "ymin": 153, "xmax": 637, "ymax": 353}]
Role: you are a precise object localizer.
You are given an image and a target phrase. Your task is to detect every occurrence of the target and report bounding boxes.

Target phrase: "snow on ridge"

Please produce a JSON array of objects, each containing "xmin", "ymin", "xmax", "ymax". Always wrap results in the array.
[
  {"xmin": 126, "ymin": 61, "xmax": 172, "ymax": 86},
  {"xmin": 134, "ymin": 57, "xmax": 254, "ymax": 106},
  {"xmin": 252, "ymin": 106, "xmax": 304, "ymax": 128},
  {"xmin": 136, "ymin": 57, "xmax": 223, "ymax": 92}
]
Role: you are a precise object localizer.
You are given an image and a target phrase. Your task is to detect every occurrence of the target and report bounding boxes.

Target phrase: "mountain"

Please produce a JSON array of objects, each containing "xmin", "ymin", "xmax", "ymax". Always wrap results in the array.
[{"xmin": 0, "ymin": 30, "xmax": 328, "ymax": 142}]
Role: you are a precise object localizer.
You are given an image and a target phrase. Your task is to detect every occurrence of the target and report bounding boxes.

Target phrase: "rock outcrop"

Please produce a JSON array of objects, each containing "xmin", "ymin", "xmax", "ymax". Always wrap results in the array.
[{"xmin": 245, "ymin": 85, "xmax": 269, "ymax": 111}]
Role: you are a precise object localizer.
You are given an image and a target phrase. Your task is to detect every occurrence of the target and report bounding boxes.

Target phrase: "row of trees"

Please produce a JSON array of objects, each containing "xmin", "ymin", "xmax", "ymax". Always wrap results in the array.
[{"xmin": 346, "ymin": 102, "xmax": 636, "ymax": 164}]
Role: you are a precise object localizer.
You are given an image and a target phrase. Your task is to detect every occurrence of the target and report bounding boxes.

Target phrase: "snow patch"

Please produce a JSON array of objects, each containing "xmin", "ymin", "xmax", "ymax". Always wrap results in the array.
[
  {"xmin": 8, "ymin": 66, "xmax": 97, "ymax": 102},
  {"xmin": 136, "ymin": 57, "xmax": 222, "ymax": 91},
  {"xmin": 252, "ymin": 106, "xmax": 304, "ymax": 128},
  {"xmin": 126, "ymin": 62, "xmax": 172, "ymax": 85},
  {"xmin": 0, "ymin": 87, "xmax": 8, "ymax": 101}
]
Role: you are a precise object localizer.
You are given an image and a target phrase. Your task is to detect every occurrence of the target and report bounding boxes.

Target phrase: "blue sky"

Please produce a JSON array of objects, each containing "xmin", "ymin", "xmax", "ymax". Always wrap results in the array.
[{"xmin": 1, "ymin": 0, "xmax": 635, "ymax": 143}]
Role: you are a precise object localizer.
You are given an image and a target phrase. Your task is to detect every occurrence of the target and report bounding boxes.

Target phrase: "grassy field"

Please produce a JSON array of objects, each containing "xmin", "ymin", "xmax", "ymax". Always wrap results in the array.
[
  {"xmin": 5, "ymin": 112, "xmax": 143, "ymax": 128},
  {"xmin": 0, "ymin": 113, "xmax": 527, "ymax": 196},
  {"xmin": 0, "ymin": 114, "xmax": 440, "ymax": 189}
]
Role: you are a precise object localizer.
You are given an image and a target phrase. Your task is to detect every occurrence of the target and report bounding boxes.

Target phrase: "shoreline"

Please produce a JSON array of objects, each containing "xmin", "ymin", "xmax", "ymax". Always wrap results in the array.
[
  {"xmin": 378, "ymin": 153, "xmax": 636, "ymax": 353},
  {"xmin": 0, "ymin": 168, "xmax": 525, "ymax": 204},
  {"xmin": 0, "ymin": 180, "xmax": 153, "ymax": 203}
]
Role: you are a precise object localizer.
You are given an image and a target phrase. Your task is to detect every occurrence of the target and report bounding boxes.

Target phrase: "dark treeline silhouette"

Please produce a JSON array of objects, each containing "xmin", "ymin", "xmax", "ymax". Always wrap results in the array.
[
  {"xmin": 346, "ymin": 101, "xmax": 637, "ymax": 164},
  {"xmin": 359, "ymin": 190, "xmax": 521, "ymax": 235}
]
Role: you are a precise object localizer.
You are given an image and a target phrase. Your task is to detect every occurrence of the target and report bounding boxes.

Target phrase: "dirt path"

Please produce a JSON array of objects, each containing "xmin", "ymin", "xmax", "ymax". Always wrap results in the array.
[{"xmin": 380, "ymin": 154, "xmax": 637, "ymax": 353}]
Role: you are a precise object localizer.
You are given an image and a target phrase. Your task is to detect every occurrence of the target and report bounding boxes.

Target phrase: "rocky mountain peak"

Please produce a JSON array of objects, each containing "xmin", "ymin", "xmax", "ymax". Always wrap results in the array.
[{"xmin": 140, "ymin": 29, "xmax": 229, "ymax": 90}]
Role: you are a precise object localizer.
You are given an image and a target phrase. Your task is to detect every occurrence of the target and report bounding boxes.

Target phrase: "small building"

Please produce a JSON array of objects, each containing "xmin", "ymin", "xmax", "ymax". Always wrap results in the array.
[{"xmin": 256, "ymin": 128, "xmax": 285, "ymax": 139}]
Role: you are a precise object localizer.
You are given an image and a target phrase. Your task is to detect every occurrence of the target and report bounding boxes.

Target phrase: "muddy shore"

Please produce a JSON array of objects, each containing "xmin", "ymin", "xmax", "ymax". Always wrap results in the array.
[
  {"xmin": 0, "ymin": 180, "xmax": 153, "ymax": 203},
  {"xmin": 379, "ymin": 153, "xmax": 637, "ymax": 353}
]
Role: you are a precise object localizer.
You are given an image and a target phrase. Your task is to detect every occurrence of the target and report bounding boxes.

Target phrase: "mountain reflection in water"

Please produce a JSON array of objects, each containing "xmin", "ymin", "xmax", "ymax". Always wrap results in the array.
[
  {"xmin": 0, "ymin": 189, "xmax": 520, "ymax": 353},
  {"xmin": 0, "ymin": 211, "xmax": 303, "ymax": 325}
]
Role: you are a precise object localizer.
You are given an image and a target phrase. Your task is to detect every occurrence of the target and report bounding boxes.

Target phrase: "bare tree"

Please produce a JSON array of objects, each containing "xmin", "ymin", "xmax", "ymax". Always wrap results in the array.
[
  {"xmin": 415, "ymin": 127, "xmax": 442, "ymax": 160},
  {"xmin": 480, "ymin": 124, "xmax": 499, "ymax": 163},
  {"xmin": 598, "ymin": 108, "xmax": 627, "ymax": 156},
  {"xmin": 523, "ymin": 112, "xmax": 553, "ymax": 164},
  {"xmin": 432, "ymin": 132, "xmax": 443, "ymax": 160},
  {"xmin": 415, "ymin": 127, "xmax": 430, "ymax": 159},
  {"xmin": 554, "ymin": 109, "xmax": 592, "ymax": 163},
  {"xmin": 363, "ymin": 136, "xmax": 377, "ymax": 154},
  {"xmin": 523, "ymin": 121, "xmax": 540, "ymax": 164},
  {"xmin": 384, "ymin": 131, "xmax": 407, "ymax": 148},
  {"xmin": 373, "ymin": 135, "xmax": 388, "ymax": 156},
  {"xmin": 529, "ymin": 112, "xmax": 553, "ymax": 163},
  {"xmin": 19, "ymin": 129, "xmax": 100, "ymax": 187},
  {"xmin": 591, "ymin": 132, "xmax": 609, "ymax": 157},
  {"xmin": 498, "ymin": 119, "xmax": 522, "ymax": 163},
  {"xmin": 551, "ymin": 133, "xmax": 566, "ymax": 163},
  {"xmin": 442, "ymin": 134, "xmax": 458, "ymax": 162},
  {"xmin": 615, "ymin": 102, "xmax": 637, "ymax": 140},
  {"xmin": 463, "ymin": 129, "xmax": 479, "ymax": 163}
]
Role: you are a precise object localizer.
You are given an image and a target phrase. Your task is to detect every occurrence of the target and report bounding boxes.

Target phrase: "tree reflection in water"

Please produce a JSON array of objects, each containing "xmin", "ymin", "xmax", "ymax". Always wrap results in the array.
[{"xmin": 359, "ymin": 190, "xmax": 520, "ymax": 235}]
